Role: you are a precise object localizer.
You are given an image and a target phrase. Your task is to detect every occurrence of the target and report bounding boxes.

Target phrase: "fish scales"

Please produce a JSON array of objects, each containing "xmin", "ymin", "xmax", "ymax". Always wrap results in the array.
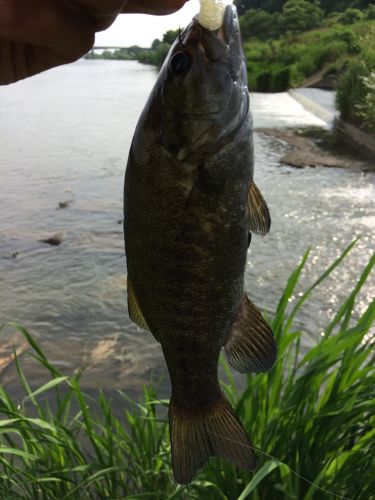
[{"xmin": 124, "ymin": 4, "xmax": 276, "ymax": 484}]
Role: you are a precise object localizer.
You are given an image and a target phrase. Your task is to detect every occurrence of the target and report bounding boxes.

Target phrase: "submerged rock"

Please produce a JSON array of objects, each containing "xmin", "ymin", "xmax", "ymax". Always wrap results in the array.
[
  {"xmin": 58, "ymin": 201, "xmax": 70, "ymax": 209},
  {"xmin": 39, "ymin": 233, "xmax": 64, "ymax": 246},
  {"xmin": 257, "ymin": 128, "xmax": 374, "ymax": 171}
]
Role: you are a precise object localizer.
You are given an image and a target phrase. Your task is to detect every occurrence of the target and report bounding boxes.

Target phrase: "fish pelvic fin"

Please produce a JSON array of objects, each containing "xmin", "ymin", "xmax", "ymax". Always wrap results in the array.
[
  {"xmin": 127, "ymin": 277, "xmax": 151, "ymax": 333},
  {"xmin": 225, "ymin": 294, "xmax": 276, "ymax": 374},
  {"xmin": 169, "ymin": 395, "xmax": 256, "ymax": 485},
  {"xmin": 246, "ymin": 181, "xmax": 271, "ymax": 235}
]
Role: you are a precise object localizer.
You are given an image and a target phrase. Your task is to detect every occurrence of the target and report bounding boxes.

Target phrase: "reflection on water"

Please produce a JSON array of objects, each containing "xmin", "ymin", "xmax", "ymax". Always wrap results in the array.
[{"xmin": 0, "ymin": 60, "xmax": 374, "ymax": 400}]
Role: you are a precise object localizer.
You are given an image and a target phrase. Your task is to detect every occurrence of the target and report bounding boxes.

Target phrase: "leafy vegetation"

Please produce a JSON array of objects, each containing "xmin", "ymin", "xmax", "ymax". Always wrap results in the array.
[
  {"xmin": 336, "ymin": 31, "xmax": 375, "ymax": 132},
  {"xmin": 243, "ymin": 21, "xmax": 368, "ymax": 89},
  {"xmin": 241, "ymin": 11, "xmax": 375, "ymax": 134},
  {"xmin": 133, "ymin": 30, "xmax": 180, "ymax": 67},
  {"xmin": 234, "ymin": 0, "xmax": 372, "ymax": 16},
  {"xmin": 1, "ymin": 241, "xmax": 374, "ymax": 499},
  {"xmin": 237, "ymin": 1, "xmax": 375, "ymax": 133}
]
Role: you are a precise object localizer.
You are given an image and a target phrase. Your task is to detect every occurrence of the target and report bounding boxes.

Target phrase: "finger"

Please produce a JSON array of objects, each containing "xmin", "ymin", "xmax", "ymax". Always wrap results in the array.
[
  {"xmin": 0, "ymin": 0, "xmax": 95, "ymax": 58},
  {"xmin": 76, "ymin": 0, "xmax": 127, "ymax": 18},
  {"xmin": 74, "ymin": 0, "xmax": 128, "ymax": 30},
  {"xmin": 122, "ymin": 0, "xmax": 187, "ymax": 15},
  {"xmin": 0, "ymin": 40, "xmax": 76, "ymax": 84}
]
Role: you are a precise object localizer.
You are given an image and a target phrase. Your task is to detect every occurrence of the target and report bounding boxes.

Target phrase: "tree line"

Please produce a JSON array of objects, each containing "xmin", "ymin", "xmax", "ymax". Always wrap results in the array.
[
  {"xmin": 237, "ymin": 0, "xmax": 374, "ymax": 39},
  {"xmin": 234, "ymin": 0, "xmax": 371, "ymax": 15}
]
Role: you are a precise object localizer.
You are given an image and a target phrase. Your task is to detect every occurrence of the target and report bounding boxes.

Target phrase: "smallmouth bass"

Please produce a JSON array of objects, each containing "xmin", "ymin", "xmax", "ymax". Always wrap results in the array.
[{"xmin": 124, "ymin": 4, "xmax": 276, "ymax": 484}]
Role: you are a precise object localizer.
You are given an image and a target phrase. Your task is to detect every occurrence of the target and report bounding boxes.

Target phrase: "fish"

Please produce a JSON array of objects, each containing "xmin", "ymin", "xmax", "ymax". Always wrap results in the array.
[{"xmin": 123, "ymin": 4, "xmax": 276, "ymax": 485}]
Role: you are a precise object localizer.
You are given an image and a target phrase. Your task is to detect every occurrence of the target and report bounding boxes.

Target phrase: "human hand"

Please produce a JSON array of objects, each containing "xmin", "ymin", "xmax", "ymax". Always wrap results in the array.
[{"xmin": 0, "ymin": 0, "xmax": 186, "ymax": 85}]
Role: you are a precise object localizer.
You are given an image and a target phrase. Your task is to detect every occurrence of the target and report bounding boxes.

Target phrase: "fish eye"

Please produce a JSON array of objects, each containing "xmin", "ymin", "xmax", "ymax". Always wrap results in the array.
[{"xmin": 169, "ymin": 51, "xmax": 192, "ymax": 76}]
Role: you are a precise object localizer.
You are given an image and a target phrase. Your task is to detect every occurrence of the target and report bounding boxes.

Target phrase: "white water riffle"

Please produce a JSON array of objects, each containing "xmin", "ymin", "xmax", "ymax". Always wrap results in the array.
[{"xmin": 0, "ymin": 60, "xmax": 374, "ymax": 399}]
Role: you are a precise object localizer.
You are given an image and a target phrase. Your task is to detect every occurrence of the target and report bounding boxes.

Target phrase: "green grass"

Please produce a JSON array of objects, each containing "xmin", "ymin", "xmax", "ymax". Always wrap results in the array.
[{"xmin": 1, "ymin": 240, "xmax": 374, "ymax": 499}]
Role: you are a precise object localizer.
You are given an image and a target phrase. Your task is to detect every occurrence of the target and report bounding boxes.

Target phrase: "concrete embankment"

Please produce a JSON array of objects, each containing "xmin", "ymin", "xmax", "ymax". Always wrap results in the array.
[
  {"xmin": 289, "ymin": 89, "xmax": 336, "ymax": 126},
  {"xmin": 289, "ymin": 89, "xmax": 375, "ymax": 159},
  {"xmin": 335, "ymin": 118, "xmax": 375, "ymax": 157}
]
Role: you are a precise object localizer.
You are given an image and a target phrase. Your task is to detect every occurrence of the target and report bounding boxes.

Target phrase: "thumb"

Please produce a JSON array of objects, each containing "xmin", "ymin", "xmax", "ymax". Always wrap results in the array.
[{"xmin": 122, "ymin": 0, "xmax": 187, "ymax": 15}]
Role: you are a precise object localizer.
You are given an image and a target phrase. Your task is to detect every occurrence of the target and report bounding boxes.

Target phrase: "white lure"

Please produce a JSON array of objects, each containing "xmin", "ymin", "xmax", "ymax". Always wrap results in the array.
[{"xmin": 198, "ymin": 0, "xmax": 234, "ymax": 31}]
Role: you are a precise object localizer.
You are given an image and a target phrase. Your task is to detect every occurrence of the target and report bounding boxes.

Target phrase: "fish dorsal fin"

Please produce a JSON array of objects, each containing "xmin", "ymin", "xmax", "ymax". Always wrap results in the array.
[
  {"xmin": 127, "ymin": 277, "xmax": 151, "ymax": 332},
  {"xmin": 224, "ymin": 294, "xmax": 276, "ymax": 374},
  {"xmin": 246, "ymin": 181, "xmax": 271, "ymax": 235}
]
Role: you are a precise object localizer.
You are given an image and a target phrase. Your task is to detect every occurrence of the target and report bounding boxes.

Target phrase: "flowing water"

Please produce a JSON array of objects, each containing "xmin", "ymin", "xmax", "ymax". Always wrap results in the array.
[{"xmin": 0, "ymin": 60, "xmax": 374, "ymax": 402}]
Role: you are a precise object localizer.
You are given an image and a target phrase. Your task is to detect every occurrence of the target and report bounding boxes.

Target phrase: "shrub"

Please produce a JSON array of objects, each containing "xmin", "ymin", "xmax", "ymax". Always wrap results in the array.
[
  {"xmin": 334, "ymin": 28, "xmax": 361, "ymax": 54},
  {"xmin": 336, "ymin": 58, "xmax": 375, "ymax": 132},
  {"xmin": 338, "ymin": 7, "xmax": 365, "ymax": 25},
  {"xmin": 272, "ymin": 64, "xmax": 302, "ymax": 90},
  {"xmin": 272, "ymin": 66, "xmax": 292, "ymax": 91},
  {"xmin": 355, "ymin": 71, "xmax": 375, "ymax": 132},
  {"xmin": 366, "ymin": 5, "xmax": 375, "ymax": 20},
  {"xmin": 315, "ymin": 41, "xmax": 349, "ymax": 68},
  {"xmin": 256, "ymin": 70, "xmax": 273, "ymax": 91},
  {"xmin": 298, "ymin": 53, "xmax": 317, "ymax": 77}
]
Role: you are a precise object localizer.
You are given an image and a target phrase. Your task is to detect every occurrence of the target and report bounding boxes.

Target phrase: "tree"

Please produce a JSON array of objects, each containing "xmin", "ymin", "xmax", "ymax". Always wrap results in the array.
[
  {"xmin": 234, "ymin": 0, "xmax": 285, "ymax": 15},
  {"xmin": 319, "ymin": 0, "xmax": 370, "ymax": 14},
  {"xmin": 366, "ymin": 5, "xmax": 375, "ymax": 20},
  {"xmin": 240, "ymin": 9, "xmax": 282, "ymax": 40},
  {"xmin": 162, "ymin": 30, "xmax": 179, "ymax": 45},
  {"xmin": 151, "ymin": 38, "xmax": 162, "ymax": 51},
  {"xmin": 338, "ymin": 7, "xmax": 365, "ymax": 24},
  {"xmin": 235, "ymin": 0, "xmax": 372, "ymax": 15},
  {"xmin": 281, "ymin": 0, "xmax": 324, "ymax": 33}
]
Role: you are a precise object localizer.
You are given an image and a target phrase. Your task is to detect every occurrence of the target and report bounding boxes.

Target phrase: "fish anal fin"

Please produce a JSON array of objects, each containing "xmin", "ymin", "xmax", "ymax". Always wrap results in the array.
[
  {"xmin": 127, "ymin": 277, "xmax": 151, "ymax": 333},
  {"xmin": 225, "ymin": 294, "xmax": 276, "ymax": 374},
  {"xmin": 169, "ymin": 394, "xmax": 255, "ymax": 485},
  {"xmin": 246, "ymin": 181, "xmax": 271, "ymax": 235}
]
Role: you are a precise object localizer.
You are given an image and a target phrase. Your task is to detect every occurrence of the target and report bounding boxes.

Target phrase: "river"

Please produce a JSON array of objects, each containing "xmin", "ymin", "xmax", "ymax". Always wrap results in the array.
[{"xmin": 0, "ymin": 60, "xmax": 374, "ymax": 402}]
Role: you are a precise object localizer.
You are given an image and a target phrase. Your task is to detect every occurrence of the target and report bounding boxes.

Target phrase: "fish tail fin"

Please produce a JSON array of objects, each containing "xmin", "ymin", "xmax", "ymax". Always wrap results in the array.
[{"xmin": 169, "ymin": 394, "xmax": 256, "ymax": 484}]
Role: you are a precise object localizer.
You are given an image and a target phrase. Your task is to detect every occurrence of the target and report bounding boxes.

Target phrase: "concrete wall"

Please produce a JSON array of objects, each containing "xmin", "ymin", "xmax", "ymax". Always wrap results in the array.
[
  {"xmin": 335, "ymin": 118, "xmax": 375, "ymax": 158},
  {"xmin": 288, "ymin": 89, "xmax": 335, "ymax": 126},
  {"xmin": 289, "ymin": 89, "xmax": 375, "ymax": 159}
]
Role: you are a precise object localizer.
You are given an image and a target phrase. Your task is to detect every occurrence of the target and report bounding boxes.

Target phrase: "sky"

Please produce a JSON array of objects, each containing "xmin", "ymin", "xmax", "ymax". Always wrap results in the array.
[{"xmin": 95, "ymin": 0, "xmax": 200, "ymax": 48}]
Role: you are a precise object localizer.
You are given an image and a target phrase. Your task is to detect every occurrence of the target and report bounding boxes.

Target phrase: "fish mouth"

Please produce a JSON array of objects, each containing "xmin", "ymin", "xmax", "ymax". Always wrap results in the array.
[
  {"xmin": 198, "ymin": 5, "xmax": 237, "ymax": 62},
  {"xmin": 222, "ymin": 5, "xmax": 237, "ymax": 45}
]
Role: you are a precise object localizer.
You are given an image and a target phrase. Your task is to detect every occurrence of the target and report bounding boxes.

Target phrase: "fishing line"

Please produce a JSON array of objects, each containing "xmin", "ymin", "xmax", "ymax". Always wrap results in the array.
[
  {"xmin": 139, "ymin": 392, "xmax": 354, "ymax": 500},
  {"xmin": 205, "ymin": 427, "xmax": 353, "ymax": 500},
  {"xmin": 0, "ymin": 313, "xmax": 360, "ymax": 499}
]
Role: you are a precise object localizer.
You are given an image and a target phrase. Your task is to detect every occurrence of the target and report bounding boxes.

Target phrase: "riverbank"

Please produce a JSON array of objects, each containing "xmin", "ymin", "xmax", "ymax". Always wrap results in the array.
[{"xmin": 1, "ymin": 244, "xmax": 374, "ymax": 499}]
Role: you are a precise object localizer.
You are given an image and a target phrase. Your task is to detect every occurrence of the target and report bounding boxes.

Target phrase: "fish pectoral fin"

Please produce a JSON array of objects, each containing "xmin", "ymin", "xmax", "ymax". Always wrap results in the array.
[
  {"xmin": 169, "ymin": 394, "xmax": 255, "ymax": 485},
  {"xmin": 224, "ymin": 294, "xmax": 276, "ymax": 374},
  {"xmin": 127, "ymin": 277, "xmax": 151, "ymax": 333},
  {"xmin": 246, "ymin": 181, "xmax": 271, "ymax": 235}
]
